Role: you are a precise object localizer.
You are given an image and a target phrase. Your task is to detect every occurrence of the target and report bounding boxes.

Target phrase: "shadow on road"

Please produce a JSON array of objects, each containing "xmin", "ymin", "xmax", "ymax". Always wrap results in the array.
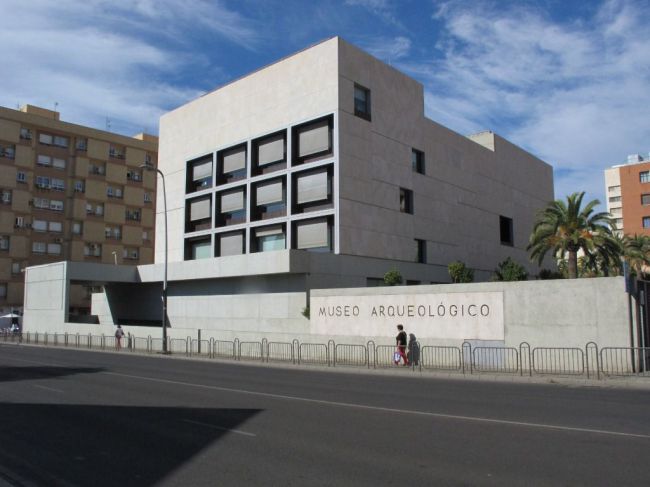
[
  {"xmin": 0, "ymin": 404, "xmax": 261, "ymax": 486},
  {"xmin": 0, "ymin": 366, "xmax": 105, "ymax": 383}
]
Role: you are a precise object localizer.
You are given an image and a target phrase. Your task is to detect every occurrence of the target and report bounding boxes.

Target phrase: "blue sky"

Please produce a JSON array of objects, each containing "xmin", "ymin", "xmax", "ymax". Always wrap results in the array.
[{"xmin": 1, "ymin": 0, "xmax": 649, "ymax": 208}]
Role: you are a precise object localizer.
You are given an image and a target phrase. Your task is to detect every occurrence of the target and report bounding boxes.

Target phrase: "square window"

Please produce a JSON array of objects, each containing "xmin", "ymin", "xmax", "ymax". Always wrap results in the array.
[
  {"xmin": 500, "ymin": 215, "xmax": 514, "ymax": 245},
  {"xmin": 217, "ymin": 231, "xmax": 245, "ymax": 257},
  {"xmin": 252, "ymin": 131, "xmax": 286, "ymax": 175},
  {"xmin": 293, "ymin": 218, "xmax": 331, "ymax": 252},
  {"xmin": 187, "ymin": 155, "xmax": 214, "ymax": 193},
  {"xmin": 642, "ymin": 194, "xmax": 650, "ymax": 206},
  {"xmin": 399, "ymin": 188, "xmax": 413, "ymax": 214},
  {"xmin": 643, "ymin": 217, "xmax": 650, "ymax": 229},
  {"xmin": 292, "ymin": 116, "xmax": 333, "ymax": 165},
  {"xmin": 252, "ymin": 225, "xmax": 285, "ymax": 252},
  {"xmin": 412, "ymin": 149, "xmax": 425, "ymax": 174},
  {"xmin": 641, "ymin": 172, "xmax": 650, "ymax": 183},
  {"xmin": 184, "ymin": 237, "xmax": 212, "ymax": 261},
  {"xmin": 354, "ymin": 84, "xmax": 371, "ymax": 120}
]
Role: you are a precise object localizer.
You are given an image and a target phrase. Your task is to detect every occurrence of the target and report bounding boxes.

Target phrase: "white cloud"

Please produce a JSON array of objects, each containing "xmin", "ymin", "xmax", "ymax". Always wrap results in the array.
[
  {"xmin": 344, "ymin": 0, "xmax": 402, "ymax": 27},
  {"xmin": 359, "ymin": 36, "xmax": 412, "ymax": 62},
  {"xmin": 416, "ymin": 0, "xmax": 650, "ymax": 207},
  {"xmin": 0, "ymin": 0, "xmax": 259, "ymax": 135}
]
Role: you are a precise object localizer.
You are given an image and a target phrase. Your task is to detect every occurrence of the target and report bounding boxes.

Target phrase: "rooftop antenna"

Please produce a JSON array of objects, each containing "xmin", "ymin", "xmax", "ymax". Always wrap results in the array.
[
  {"xmin": 54, "ymin": 102, "xmax": 58, "ymax": 113},
  {"xmin": 106, "ymin": 117, "xmax": 111, "ymax": 132}
]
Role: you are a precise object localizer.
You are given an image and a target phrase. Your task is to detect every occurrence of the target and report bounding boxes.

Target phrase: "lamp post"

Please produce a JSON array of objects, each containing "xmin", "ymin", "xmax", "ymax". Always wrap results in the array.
[{"xmin": 140, "ymin": 161, "xmax": 168, "ymax": 353}]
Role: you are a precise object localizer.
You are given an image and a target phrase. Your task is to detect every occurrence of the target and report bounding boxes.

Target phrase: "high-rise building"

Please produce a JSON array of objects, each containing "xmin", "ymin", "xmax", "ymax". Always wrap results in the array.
[
  {"xmin": 0, "ymin": 104, "xmax": 158, "ymax": 314},
  {"xmin": 604, "ymin": 153, "xmax": 650, "ymax": 237}
]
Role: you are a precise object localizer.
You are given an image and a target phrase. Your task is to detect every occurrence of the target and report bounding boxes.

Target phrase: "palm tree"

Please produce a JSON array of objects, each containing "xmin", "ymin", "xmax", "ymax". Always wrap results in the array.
[
  {"xmin": 622, "ymin": 234, "xmax": 650, "ymax": 277},
  {"xmin": 527, "ymin": 192, "xmax": 617, "ymax": 279}
]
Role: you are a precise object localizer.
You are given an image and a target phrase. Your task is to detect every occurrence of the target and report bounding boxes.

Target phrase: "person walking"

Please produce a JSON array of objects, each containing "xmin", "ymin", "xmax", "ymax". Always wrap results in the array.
[
  {"xmin": 115, "ymin": 325, "xmax": 125, "ymax": 350},
  {"xmin": 407, "ymin": 333, "xmax": 420, "ymax": 366},
  {"xmin": 395, "ymin": 324, "xmax": 409, "ymax": 366}
]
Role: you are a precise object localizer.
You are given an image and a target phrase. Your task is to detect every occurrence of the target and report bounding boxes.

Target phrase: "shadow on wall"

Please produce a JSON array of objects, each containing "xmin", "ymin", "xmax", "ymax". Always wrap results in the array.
[{"xmin": 0, "ymin": 403, "xmax": 262, "ymax": 486}]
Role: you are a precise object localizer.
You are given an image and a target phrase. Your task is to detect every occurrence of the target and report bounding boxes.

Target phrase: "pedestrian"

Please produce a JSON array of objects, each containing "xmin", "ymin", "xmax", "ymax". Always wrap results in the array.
[
  {"xmin": 395, "ymin": 324, "xmax": 409, "ymax": 366},
  {"xmin": 407, "ymin": 333, "xmax": 420, "ymax": 366},
  {"xmin": 115, "ymin": 325, "xmax": 125, "ymax": 350}
]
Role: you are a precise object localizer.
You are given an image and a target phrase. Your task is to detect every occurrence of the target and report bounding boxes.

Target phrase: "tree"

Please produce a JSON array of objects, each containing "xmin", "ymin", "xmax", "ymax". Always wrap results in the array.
[
  {"xmin": 383, "ymin": 269, "xmax": 403, "ymax": 286},
  {"xmin": 448, "ymin": 261, "xmax": 474, "ymax": 283},
  {"xmin": 527, "ymin": 192, "xmax": 617, "ymax": 279},
  {"xmin": 621, "ymin": 234, "xmax": 650, "ymax": 278},
  {"xmin": 493, "ymin": 257, "xmax": 528, "ymax": 281}
]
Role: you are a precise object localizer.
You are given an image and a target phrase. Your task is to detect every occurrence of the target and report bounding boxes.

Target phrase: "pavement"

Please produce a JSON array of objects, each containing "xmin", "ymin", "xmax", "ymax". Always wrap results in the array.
[{"xmin": 1, "ymin": 343, "xmax": 650, "ymax": 486}]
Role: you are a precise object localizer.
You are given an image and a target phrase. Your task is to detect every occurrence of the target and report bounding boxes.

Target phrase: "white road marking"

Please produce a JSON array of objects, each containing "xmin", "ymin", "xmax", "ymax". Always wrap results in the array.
[
  {"xmin": 32, "ymin": 384, "xmax": 64, "ymax": 393},
  {"xmin": 181, "ymin": 419, "xmax": 256, "ymax": 437},
  {"xmin": 103, "ymin": 371, "xmax": 650, "ymax": 440}
]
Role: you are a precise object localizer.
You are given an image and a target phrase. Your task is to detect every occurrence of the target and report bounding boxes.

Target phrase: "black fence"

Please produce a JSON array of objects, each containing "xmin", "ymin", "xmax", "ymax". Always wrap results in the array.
[{"xmin": 5, "ymin": 332, "xmax": 650, "ymax": 379}]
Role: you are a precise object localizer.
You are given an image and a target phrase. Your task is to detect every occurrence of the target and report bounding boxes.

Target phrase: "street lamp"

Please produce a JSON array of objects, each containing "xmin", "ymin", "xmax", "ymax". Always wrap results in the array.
[{"xmin": 140, "ymin": 161, "xmax": 169, "ymax": 353}]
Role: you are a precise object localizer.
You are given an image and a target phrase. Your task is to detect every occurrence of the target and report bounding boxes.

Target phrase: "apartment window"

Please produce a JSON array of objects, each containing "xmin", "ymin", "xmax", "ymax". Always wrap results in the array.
[
  {"xmin": 642, "ymin": 194, "xmax": 650, "ymax": 206},
  {"xmin": 48, "ymin": 221, "xmax": 62, "ymax": 233},
  {"xmin": 0, "ymin": 145, "xmax": 15, "ymax": 159},
  {"xmin": 33, "ymin": 198, "xmax": 49, "ymax": 209},
  {"xmin": 20, "ymin": 128, "xmax": 32, "ymax": 140},
  {"xmin": 643, "ymin": 217, "xmax": 650, "ymax": 229},
  {"xmin": 47, "ymin": 243, "xmax": 62, "ymax": 255},
  {"xmin": 35, "ymin": 176, "xmax": 50, "ymax": 189},
  {"xmin": 412, "ymin": 149, "xmax": 425, "ymax": 174},
  {"xmin": 107, "ymin": 187, "xmax": 113, "ymax": 198},
  {"xmin": 51, "ymin": 178, "xmax": 65, "ymax": 191},
  {"xmin": 16, "ymin": 171, "xmax": 26, "ymax": 184},
  {"xmin": 33, "ymin": 220, "xmax": 47, "ymax": 232},
  {"xmin": 89, "ymin": 163, "xmax": 105, "ymax": 175},
  {"xmin": 1, "ymin": 189, "xmax": 11, "ymax": 204},
  {"xmin": 293, "ymin": 116, "xmax": 333, "ymax": 165},
  {"xmin": 37, "ymin": 155, "xmax": 52, "ymax": 166},
  {"xmin": 187, "ymin": 155, "xmax": 214, "ymax": 192},
  {"xmin": 49, "ymin": 200, "xmax": 64, "ymax": 212},
  {"xmin": 416, "ymin": 239, "xmax": 426, "ymax": 263},
  {"xmin": 294, "ymin": 218, "xmax": 331, "ymax": 252},
  {"xmin": 53, "ymin": 136, "xmax": 68, "ymax": 148},
  {"xmin": 217, "ymin": 231, "xmax": 244, "ymax": 257},
  {"xmin": 39, "ymin": 133, "xmax": 53, "ymax": 145},
  {"xmin": 614, "ymin": 218, "xmax": 623, "ymax": 229},
  {"xmin": 608, "ymin": 185, "xmax": 620, "ymax": 193},
  {"xmin": 0, "ymin": 284, "xmax": 6, "ymax": 298},
  {"xmin": 74, "ymin": 181, "xmax": 84, "ymax": 193},
  {"xmin": 72, "ymin": 222, "xmax": 82, "ymax": 235},
  {"xmin": 0, "ymin": 236, "xmax": 9, "ymax": 250},
  {"xmin": 109, "ymin": 145, "xmax": 125, "ymax": 159},
  {"xmin": 107, "ymin": 186, "xmax": 123, "ymax": 198},
  {"xmin": 14, "ymin": 217, "xmax": 25, "ymax": 229},
  {"xmin": 641, "ymin": 172, "xmax": 650, "ymax": 183},
  {"xmin": 84, "ymin": 243, "xmax": 102, "ymax": 257},
  {"xmin": 608, "ymin": 196, "xmax": 621, "ymax": 203},
  {"xmin": 123, "ymin": 248, "xmax": 139, "ymax": 260},
  {"xmin": 53, "ymin": 158, "xmax": 66, "ymax": 170},
  {"xmin": 142, "ymin": 230, "xmax": 149, "ymax": 241},
  {"xmin": 500, "ymin": 215, "xmax": 514, "ymax": 245},
  {"xmin": 105, "ymin": 226, "xmax": 121, "ymax": 240},
  {"xmin": 32, "ymin": 241, "xmax": 46, "ymax": 253},
  {"xmin": 76, "ymin": 138, "xmax": 87, "ymax": 151},
  {"xmin": 354, "ymin": 84, "xmax": 371, "ymax": 120},
  {"xmin": 144, "ymin": 192, "xmax": 152, "ymax": 203},
  {"xmin": 11, "ymin": 263, "xmax": 21, "ymax": 274},
  {"xmin": 399, "ymin": 188, "xmax": 413, "ymax": 214},
  {"xmin": 125, "ymin": 208, "xmax": 140, "ymax": 221},
  {"xmin": 127, "ymin": 170, "xmax": 142, "ymax": 182},
  {"xmin": 252, "ymin": 178, "xmax": 285, "ymax": 221},
  {"xmin": 95, "ymin": 204, "xmax": 104, "ymax": 216},
  {"xmin": 253, "ymin": 225, "xmax": 285, "ymax": 252}
]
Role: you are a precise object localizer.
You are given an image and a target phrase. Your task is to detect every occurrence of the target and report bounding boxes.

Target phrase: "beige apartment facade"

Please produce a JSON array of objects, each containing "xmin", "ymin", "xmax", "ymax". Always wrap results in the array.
[{"xmin": 0, "ymin": 104, "xmax": 157, "ymax": 315}]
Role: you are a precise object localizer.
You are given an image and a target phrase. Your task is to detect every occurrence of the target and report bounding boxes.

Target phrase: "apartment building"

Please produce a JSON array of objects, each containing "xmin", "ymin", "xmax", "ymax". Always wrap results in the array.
[
  {"xmin": 0, "ymin": 104, "xmax": 157, "ymax": 314},
  {"xmin": 605, "ymin": 153, "xmax": 650, "ymax": 237}
]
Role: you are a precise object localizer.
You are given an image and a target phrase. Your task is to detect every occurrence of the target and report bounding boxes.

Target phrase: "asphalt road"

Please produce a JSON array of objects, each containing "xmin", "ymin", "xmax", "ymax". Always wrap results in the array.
[{"xmin": 1, "ymin": 344, "xmax": 649, "ymax": 486}]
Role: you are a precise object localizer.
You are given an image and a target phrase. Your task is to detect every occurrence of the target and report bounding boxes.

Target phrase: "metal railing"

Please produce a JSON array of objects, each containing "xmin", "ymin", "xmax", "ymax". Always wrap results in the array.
[{"xmin": 10, "ymin": 332, "xmax": 650, "ymax": 381}]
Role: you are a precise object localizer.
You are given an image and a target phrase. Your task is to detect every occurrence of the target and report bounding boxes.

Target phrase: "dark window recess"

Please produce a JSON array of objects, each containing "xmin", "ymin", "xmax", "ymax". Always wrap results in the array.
[
  {"xmin": 500, "ymin": 215, "xmax": 513, "ymax": 246},
  {"xmin": 252, "ymin": 178, "xmax": 286, "ymax": 221},
  {"xmin": 217, "ymin": 144, "xmax": 247, "ymax": 184},
  {"xmin": 354, "ymin": 84, "xmax": 371, "ymax": 121},
  {"xmin": 400, "ymin": 188, "xmax": 413, "ymax": 214},
  {"xmin": 292, "ymin": 165, "xmax": 334, "ymax": 214},
  {"xmin": 416, "ymin": 239, "xmax": 426, "ymax": 263},
  {"xmin": 185, "ymin": 196, "xmax": 212, "ymax": 233},
  {"xmin": 186, "ymin": 155, "xmax": 213, "ymax": 193},
  {"xmin": 252, "ymin": 130, "xmax": 286, "ymax": 176},
  {"xmin": 184, "ymin": 237, "xmax": 212, "ymax": 261},
  {"xmin": 412, "ymin": 149, "xmax": 425, "ymax": 174},
  {"xmin": 292, "ymin": 115, "xmax": 333, "ymax": 165}
]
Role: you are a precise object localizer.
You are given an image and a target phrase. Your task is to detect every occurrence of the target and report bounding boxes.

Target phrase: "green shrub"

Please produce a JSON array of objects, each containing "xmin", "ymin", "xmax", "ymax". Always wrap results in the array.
[
  {"xmin": 493, "ymin": 257, "xmax": 528, "ymax": 281},
  {"xmin": 383, "ymin": 269, "xmax": 403, "ymax": 286},
  {"xmin": 448, "ymin": 261, "xmax": 474, "ymax": 283}
]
